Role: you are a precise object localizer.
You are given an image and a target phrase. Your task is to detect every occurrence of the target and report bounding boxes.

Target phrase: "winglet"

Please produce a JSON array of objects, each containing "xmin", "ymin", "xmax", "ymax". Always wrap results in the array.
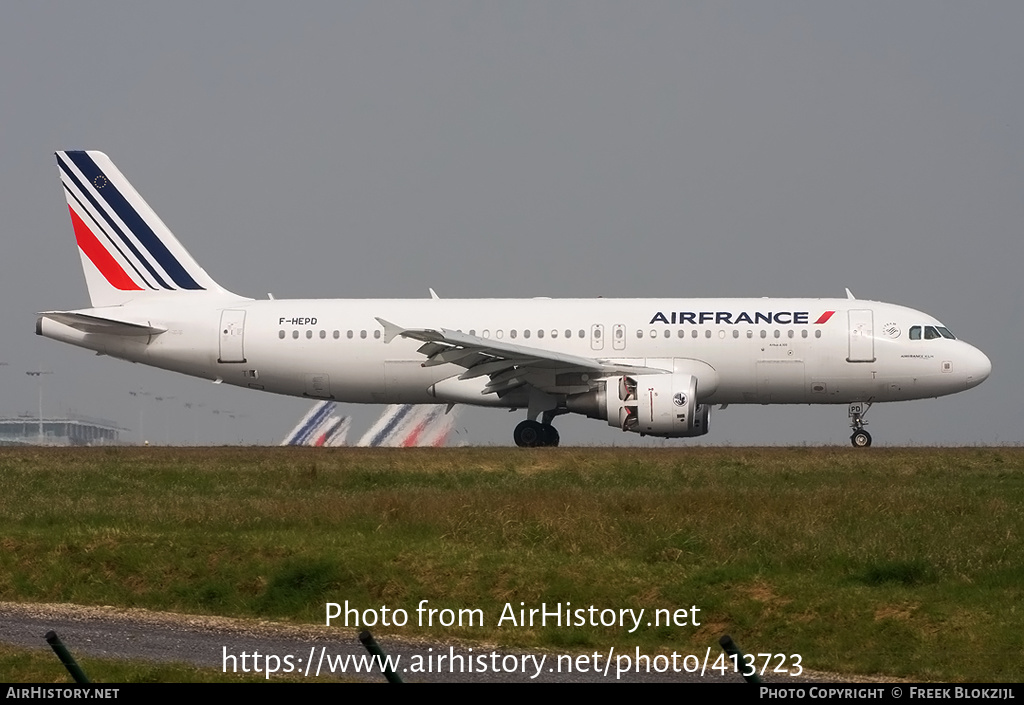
[
  {"xmin": 845, "ymin": 288, "xmax": 856, "ymax": 300},
  {"xmin": 428, "ymin": 288, "xmax": 440, "ymax": 300},
  {"xmin": 375, "ymin": 317, "xmax": 405, "ymax": 343}
]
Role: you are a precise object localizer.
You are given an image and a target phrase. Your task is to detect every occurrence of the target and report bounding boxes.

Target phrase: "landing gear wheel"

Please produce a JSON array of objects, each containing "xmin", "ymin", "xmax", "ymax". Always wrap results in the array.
[
  {"xmin": 850, "ymin": 430, "xmax": 872, "ymax": 448},
  {"xmin": 514, "ymin": 420, "xmax": 544, "ymax": 447},
  {"xmin": 540, "ymin": 424, "xmax": 560, "ymax": 447},
  {"xmin": 515, "ymin": 420, "xmax": 560, "ymax": 447},
  {"xmin": 848, "ymin": 402, "xmax": 873, "ymax": 449}
]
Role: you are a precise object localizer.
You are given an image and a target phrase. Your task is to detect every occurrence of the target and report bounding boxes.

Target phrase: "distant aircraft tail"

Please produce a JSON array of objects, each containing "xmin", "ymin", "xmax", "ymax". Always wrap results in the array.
[
  {"xmin": 55, "ymin": 150, "xmax": 231, "ymax": 307},
  {"xmin": 356, "ymin": 404, "xmax": 457, "ymax": 447},
  {"xmin": 281, "ymin": 401, "xmax": 337, "ymax": 446},
  {"xmin": 280, "ymin": 401, "xmax": 352, "ymax": 447}
]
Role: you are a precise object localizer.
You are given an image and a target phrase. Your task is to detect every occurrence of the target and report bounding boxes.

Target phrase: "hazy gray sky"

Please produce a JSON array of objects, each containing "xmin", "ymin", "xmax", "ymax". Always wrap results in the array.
[{"xmin": 2, "ymin": 2, "xmax": 1020, "ymax": 446}]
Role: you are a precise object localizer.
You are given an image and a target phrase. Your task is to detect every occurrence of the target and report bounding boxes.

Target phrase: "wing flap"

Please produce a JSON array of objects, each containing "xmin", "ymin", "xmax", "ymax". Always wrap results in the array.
[{"xmin": 375, "ymin": 317, "xmax": 668, "ymax": 398}]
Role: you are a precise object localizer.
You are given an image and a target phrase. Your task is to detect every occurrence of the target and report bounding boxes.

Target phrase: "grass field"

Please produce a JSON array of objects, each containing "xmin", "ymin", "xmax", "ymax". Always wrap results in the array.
[{"xmin": 1, "ymin": 446, "xmax": 1022, "ymax": 681}]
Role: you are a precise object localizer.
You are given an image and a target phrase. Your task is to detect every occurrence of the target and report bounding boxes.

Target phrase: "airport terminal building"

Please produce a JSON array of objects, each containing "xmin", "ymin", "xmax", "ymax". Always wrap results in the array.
[{"xmin": 0, "ymin": 414, "xmax": 124, "ymax": 446}]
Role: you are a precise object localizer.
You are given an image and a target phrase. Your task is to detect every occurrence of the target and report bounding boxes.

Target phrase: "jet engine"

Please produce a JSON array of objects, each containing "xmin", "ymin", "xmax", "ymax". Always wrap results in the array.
[{"xmin": 566, "ymin": 374, "xmax": 710, "ymax": 437}]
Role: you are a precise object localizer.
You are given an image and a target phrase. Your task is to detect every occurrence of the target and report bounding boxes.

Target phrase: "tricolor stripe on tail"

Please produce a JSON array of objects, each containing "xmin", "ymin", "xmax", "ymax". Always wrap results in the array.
[{"xmin": 56, "ymin": 150, "xmax": 228, "ymax": 306}]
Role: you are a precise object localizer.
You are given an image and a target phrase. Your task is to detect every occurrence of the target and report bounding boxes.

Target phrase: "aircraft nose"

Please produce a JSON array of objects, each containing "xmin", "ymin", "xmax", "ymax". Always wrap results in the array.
[{"xmin": 964, "ymin": 345, "xmax": 992, "ymax": 390}]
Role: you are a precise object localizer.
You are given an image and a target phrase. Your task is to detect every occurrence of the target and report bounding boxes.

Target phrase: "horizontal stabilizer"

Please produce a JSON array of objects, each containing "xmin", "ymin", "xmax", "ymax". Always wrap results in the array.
[{"xmin": 37, "ymin": 311, "xmax": 166, "ymax": 336}]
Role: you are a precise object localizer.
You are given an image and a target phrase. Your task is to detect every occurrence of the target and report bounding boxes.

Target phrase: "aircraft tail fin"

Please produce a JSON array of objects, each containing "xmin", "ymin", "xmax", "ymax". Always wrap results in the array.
[{"xmin": 55, "ymin": 150, "xmax": 232, "ymax": 307}]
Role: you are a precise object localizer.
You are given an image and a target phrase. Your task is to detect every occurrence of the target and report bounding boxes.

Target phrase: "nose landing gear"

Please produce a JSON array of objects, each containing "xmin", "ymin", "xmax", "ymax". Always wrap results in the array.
[{"xmin": 849, "ymin": 402, "xmax": 873, "ymax": 448}]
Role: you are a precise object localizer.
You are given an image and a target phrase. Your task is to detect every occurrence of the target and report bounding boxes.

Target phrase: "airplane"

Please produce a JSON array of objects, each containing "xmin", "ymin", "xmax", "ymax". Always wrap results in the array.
[
  {"xmin": 281, "ymin": 401, "xmax": 456, "ymax": 447},
  {"xmin": 280, "ymin": 400, "xmax": 351, "ymax": 447},
  {"xmin": 355, "ymin": 404, "xmax": 458, "ymax": 447},
  {"xmin": 38, "ymin": 151, "xmax": 992, "ymax": 448}
]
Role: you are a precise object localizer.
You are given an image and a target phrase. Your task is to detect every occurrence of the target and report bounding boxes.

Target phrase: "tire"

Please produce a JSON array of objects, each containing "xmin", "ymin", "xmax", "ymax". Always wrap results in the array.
[
  {"xmin": 540, "ymin": 424, "xmax": 560, "ymax": 447},
  {"xmin": 850, "ymin": 430, "xmax": 872, "ymax": 448},
  {"xmin": 514, "ymin": 420, "xmax": 543, "ymax": 447}
]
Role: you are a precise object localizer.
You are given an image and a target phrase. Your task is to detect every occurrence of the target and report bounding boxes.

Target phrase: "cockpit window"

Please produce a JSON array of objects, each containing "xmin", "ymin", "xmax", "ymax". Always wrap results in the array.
[{"xmin": 910, "ymin": 324, "xmax": 955, "ymax": 341}]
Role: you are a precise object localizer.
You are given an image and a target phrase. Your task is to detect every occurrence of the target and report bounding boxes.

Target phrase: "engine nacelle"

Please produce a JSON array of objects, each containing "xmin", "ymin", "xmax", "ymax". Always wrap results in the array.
[{"xmin": 566, "ymin": 373, "xmax": 710, "ymax": 438}]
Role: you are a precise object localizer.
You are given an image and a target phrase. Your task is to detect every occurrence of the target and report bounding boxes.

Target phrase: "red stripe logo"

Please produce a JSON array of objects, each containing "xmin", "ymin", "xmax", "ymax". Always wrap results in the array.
[
  {"xmin": 69, "ymin": 206, "xmax": 142, "ymax": 291},
  {"xmin": 814, "ymin": 311, "xmax": 836, "ymax": 324}
]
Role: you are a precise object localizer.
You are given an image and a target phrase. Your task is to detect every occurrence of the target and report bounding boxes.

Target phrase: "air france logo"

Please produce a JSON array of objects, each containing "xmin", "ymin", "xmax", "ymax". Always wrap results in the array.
[{"xmin": 649, "ymin": 310, "xmax": 836, "ymax": 325}]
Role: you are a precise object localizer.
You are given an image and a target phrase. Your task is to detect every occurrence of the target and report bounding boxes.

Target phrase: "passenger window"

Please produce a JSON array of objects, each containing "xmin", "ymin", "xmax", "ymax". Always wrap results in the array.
[
  {"xmin": 320, "ymin": 330, "xmax": 326, "ymax": 339},
  {"xmin": 292, "ymin": 330, "xmax": 299, "ymax": 339},
  {"xmin": 692, "ymin": 330, "xmax": 698, "ymax": 339},
  {"xmin": 511, "ymin": 330, "xmax": 517, "ymax": 339},
  {"xmin": 665, "ymin": 330, "xmax": 671, "ymax": 339},
  {"xmin": 637, "ymin": 330, "xmax": 643, "ymax": 339},
  {"xmin": 360, "ymin": 330, "xmax": 367, "ymax": 339},
  {"xmin": 278, "ymin": 330, "xmax": 285, "ymax": 339},
  {"xmin": 537, "ymin": 330, "xmax": 544, "ymax": 339},
  {"xmin": 733, "ymin": 330, "xmax": 739, "ymax": 338},
  {"xmin": 801, "ymin": 330, "xmax": 807, "ymax": 338},
  {"xmin": 524, "ymin": 330, "xmax": 531, "ymax": 339},
  {"xmin": 815, "ymin": 330, "xmax": 821, "ymax": 339},
  {"xmin": 374, "ymin": 330, "xmax": 381, "ymax": 339},
  {"xmin": 788, "ymin": 330, "xmax": 794, "ymax": 338},
  {"xmin": 333, "ymin": 330, "xmax": 340, "ymax": 339},
  {"xmin": 746, "ymin": 330, "xmax": 753, "ymax": 339},
  {"xmin": 347, "ymin": 330, "xmax": 353, "ymax": 339},
  {"xmin": 705, "ymin": 330, "xmax": 711, "ymax": 339},
  {"xmin": 760, "ymin": 330, "xmax": 767, "ymax": 339}
]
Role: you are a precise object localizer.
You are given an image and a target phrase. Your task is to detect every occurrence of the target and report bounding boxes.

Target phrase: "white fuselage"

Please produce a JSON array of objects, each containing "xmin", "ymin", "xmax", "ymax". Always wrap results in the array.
[
  {"xmin": 38, "ymin": 295, "xmax": 991, "ymax": 409},
  {"xmin": 42, "ymin": 150, "xmax": 993, "ymax": 445}
]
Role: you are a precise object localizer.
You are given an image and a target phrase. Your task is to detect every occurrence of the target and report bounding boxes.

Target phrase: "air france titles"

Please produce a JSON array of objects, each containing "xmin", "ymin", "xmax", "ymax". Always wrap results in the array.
[{"xmin": 649, "ymin": 311, "xmax": 811, "ymax": 326}]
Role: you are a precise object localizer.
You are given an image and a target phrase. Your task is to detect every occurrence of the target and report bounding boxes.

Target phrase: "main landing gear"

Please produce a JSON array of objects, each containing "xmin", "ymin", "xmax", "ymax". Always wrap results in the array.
[
  {"xmin": 514, "ymin": 410, "xmax": 563, "ymax": 447},
  {"xmin": 848, "ymin": 402, "xmax": 873, "ymax": 448},
  {"xmin": 514, "ymin": 420, "xmax": 560, "ymax": 447}
]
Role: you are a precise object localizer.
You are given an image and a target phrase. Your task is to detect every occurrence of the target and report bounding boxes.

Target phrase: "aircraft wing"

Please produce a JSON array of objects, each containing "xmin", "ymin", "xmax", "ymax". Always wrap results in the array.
[{"xmin": 376, "ymin": 317, "xmax": 665, "ymax": 397}]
